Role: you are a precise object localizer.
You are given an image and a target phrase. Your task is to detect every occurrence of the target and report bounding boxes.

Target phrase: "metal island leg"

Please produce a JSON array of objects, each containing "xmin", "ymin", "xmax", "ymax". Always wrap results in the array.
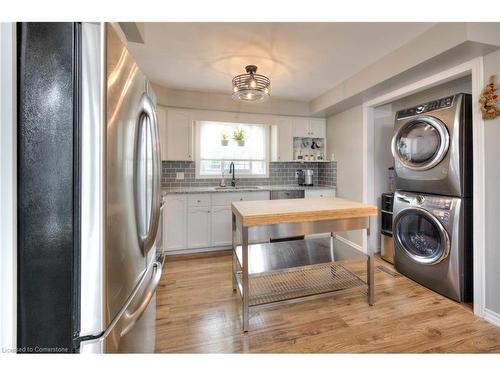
[
  {"xmin": 241, "ymin": 225, "xmax": 249, "ymax": 332},
  {"xmin": 231, "ymin": 212, "xmax": 237, "ymax": 292},
  {"xmin": 367, "ymin": 217, "xmax": 375, "ymax": 306},
  {"xmin": 367, "ymin": 251, "xmax": 374, "ymax": 305}
]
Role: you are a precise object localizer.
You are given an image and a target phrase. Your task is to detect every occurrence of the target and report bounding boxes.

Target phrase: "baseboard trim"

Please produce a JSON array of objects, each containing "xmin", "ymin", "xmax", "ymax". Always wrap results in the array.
[
  {"xmin": 165, "ymin": 246, "xmax": 231, "ymax": 256},
  {"xmin": 483, "ymin": 308, "xmax": 500, "ymax": 328}
]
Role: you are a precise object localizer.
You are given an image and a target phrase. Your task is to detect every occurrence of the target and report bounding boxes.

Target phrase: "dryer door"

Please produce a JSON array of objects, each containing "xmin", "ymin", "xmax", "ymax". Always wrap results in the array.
[
  {"xmin": 394, "ymin": 207, "xmax": 450, "ymax": 265},
  {"xmin": 392, "ymin": 116, "xmax": 449, "ymax": 171}
]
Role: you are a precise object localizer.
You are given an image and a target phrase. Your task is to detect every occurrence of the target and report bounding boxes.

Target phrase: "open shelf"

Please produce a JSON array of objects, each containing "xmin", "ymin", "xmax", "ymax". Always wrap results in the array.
[
  {"xmin": 235, "ymin": 263, "xmax": 366, "ymax": 307},
  {"xmin": 234, "ymin": 237, "xmax": 367, "ymax": 277}
]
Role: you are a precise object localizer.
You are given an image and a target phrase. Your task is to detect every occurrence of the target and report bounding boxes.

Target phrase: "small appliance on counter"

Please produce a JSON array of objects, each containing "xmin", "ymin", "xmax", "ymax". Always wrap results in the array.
[
  {"xmin": 380, "ymin": 193, "xmax": 394, "ymax": 264},
  {"xmin": 297, "ymin": 169, "xmax": 314, "ymax": 186}
]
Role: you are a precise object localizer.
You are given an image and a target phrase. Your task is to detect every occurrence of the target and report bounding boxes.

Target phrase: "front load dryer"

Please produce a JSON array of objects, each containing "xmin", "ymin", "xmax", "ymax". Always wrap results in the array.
[{"xmin": 391, "ymin": 93, "xmax": 472, "ymax": 197}]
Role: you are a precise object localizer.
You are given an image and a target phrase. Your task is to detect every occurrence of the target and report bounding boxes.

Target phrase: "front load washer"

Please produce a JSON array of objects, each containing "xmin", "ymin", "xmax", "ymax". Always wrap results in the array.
[
  {"xmin": 392, "ymin": 93, "xmax": 472, "ymax": 197},
  {"xmin": 393, "ymin": 191, "xmax": 472, "ymax": 302}
]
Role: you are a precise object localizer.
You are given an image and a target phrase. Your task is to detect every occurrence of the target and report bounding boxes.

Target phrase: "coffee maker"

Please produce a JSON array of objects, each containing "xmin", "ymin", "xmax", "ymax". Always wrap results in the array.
[{"xmin": 297, "ymin": 169, "xmax": 314, "ymax": 186}]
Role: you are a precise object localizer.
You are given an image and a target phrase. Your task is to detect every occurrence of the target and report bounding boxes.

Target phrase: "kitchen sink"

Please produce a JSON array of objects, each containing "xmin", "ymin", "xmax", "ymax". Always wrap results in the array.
[{"xmin": 214, "ymin": 186, "xmax": 263, "ymax": 191}]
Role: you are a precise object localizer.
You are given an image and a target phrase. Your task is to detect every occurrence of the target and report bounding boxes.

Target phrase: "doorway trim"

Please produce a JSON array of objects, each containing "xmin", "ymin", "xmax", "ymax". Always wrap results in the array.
[
  {"xmin": 362, "ymin": 57, "xmax": 485, "ymax": 318},
  {"xmin": 0, "ymin": 22, "xmax": 17, "ymax": 351}
]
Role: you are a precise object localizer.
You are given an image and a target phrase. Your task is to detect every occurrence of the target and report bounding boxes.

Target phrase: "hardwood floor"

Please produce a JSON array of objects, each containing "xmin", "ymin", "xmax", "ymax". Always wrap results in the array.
[{"xmin": 155, "ymin": 251, "xmax": 500, "ymax": 353}]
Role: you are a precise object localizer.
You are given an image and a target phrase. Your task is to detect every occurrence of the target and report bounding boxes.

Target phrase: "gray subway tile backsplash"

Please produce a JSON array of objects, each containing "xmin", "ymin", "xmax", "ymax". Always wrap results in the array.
[{"xmin": 161, "ymin": 161, "xmax": 337, "ymax": 189}]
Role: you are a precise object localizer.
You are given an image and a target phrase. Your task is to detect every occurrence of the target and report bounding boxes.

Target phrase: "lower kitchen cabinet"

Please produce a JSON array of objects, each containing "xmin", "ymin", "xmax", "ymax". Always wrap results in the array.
[
  {"xmin": 164, "ymin": 191, "xmax": 270, "ymax": 253},
  {"xmin": 211, "ymin": 206, "xmax": 232, "ymax": 247},
  {"xmin": 164, "ymin": 194, "xmax": 187, "ymax": 251},
  {"xmin": 305, "ymin": 188, "xmax": 336, "ymax": 198},
  {"xmin": 187, "ymin": 206, "xmax": 212, "ymax": 248}
]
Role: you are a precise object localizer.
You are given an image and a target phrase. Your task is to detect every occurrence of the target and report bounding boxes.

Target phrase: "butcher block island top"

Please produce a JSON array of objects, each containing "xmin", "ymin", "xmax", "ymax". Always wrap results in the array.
[
  {"xmin": 231, "ymin": 197, "xmax": 378, "ymax": 227},
  {"xmin": 231, "ymin": 196, "xmax": 378, "ymax": 331}
]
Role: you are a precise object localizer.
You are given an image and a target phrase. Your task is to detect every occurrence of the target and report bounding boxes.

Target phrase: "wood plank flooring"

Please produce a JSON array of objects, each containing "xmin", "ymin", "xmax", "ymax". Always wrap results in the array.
[{"xmin": 155, "ymin": 251, "xmax": 500, "ymax": 353}]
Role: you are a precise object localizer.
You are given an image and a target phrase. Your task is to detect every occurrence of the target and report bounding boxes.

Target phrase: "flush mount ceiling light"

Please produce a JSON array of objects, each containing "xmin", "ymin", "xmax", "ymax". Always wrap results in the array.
[{"xmin": 232, "ymin": 65, "xmax": 270, "ymax": 103}]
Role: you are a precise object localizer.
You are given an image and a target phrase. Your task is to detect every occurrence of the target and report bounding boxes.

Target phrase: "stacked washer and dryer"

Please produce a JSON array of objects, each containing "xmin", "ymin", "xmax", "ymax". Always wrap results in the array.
[{"xmin": 391, "ymin": 93, "xmax": 473, "ymax": 303}]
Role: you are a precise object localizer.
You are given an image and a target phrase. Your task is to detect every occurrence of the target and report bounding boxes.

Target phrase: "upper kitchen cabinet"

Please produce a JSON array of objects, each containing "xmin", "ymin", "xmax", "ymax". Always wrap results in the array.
[
  {"xmin": 271, "ymin": 117, "xmax": 294, "ymax": 161},
  {"xmin": 309, "ymin": 118, "xmax": 326, "ymax": 138},
  {"xmin": 292, "ymin": 118, "xmax": 326, "ymax": 138},
  {"xmin": 158, "ymin": 106, "xmax": 193, "ymax": 161},
  {"xmin": 156, "ymin": 105, "xmax": 168, "ymax": 160},
  {"xmin": 292, "ymin": 118, "xmax": 311, "ymax": 138}
]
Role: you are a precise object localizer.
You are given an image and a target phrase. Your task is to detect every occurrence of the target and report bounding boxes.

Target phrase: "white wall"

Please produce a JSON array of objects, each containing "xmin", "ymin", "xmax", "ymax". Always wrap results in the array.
[
  {"xmin": 372, "ymin": 104, "xmax": 394, "ymax": 249},
  {"xmin": 0, "ymin": 22, "xmax": 17, "ymax": 352},
  {"xmin": 326, "ymin": 105, "xmax": 364, "ymax": 247},
  {"xmin": 151, "ymin": 83, "xmax": 318, "ymax": 118},
  {"xmin": 483, "ymin": 49, "xmax": 500, "ymax": 316}
]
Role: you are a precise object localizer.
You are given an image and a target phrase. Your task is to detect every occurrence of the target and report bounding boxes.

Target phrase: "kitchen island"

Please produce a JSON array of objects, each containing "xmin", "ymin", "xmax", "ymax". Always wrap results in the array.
[{"xmin": 231, "ymin": 197, "xmax": 378, "ymax": 331}]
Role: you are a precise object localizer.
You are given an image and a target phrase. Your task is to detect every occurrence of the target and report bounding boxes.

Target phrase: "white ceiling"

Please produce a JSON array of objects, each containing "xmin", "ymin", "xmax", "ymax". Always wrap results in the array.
[{"xmin": 127, "ymin": 23, "xmax": 435, "ymax": 101}]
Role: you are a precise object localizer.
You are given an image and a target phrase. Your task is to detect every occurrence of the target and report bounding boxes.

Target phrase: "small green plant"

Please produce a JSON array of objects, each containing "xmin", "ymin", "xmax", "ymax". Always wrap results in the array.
[
  {"xmin": 221, "ymin": 132, "xmax": 229, "ymax": 141},
  {"xmin": 232, "ymin": 128, "xmax": 245, "ymax": 141}
]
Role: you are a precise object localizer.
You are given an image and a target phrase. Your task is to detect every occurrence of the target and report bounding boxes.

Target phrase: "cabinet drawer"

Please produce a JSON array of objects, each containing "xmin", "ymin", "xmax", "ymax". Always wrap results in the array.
[
  {"xmin": 305, "ymin": 189, "xmax": 336, "ymax": 198},
  {"xmin": 188, "ymin": 194, "xmax": 211, "ymax": 207},
  {"xmin": 211, "ymin": 191, "xmax": 269, "ymax": 206}
]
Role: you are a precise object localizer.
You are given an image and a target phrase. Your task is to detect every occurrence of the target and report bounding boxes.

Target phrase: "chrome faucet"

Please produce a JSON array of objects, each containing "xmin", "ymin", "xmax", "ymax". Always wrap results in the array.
[{"xmin": 229, "ymin": 162, "xmax": 236, "ymax": 187}]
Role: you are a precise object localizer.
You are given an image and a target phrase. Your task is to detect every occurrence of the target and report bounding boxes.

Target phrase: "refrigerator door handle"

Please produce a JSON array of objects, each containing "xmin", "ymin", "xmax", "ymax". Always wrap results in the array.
[
  {"xmin": 134, "ymin": 93, "xmax": 161, "ymax": 254},
  {"xmin": 120, "ymin": 261, "xmax": 162, "ymax": 337}
]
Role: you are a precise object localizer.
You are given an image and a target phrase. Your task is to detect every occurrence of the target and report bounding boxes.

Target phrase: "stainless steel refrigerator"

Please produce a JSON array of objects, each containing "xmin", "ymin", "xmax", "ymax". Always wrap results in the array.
[{"xmin": 17, "ymin": 22, "xmax": 163, "ymax": 353}]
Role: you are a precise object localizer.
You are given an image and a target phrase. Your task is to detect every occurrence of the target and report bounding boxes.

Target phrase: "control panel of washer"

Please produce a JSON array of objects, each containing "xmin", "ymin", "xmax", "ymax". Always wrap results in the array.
[
  {"xmin": 414, "ymin": 194, "xmax": 452, "ymax": 210},
  {"xmin": 396, "ymin": 95, "xmax": 454, "ymax": 119}
]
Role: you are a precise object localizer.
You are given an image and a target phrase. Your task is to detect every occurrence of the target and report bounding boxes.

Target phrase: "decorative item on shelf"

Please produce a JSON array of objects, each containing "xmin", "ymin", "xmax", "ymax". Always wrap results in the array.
[
  {"xmin": 231, "ymin": 65, "xmax": 270, "ymax": 103},
  {"xmin": 479, "ymin": 75, "xmax": 500, "ymax": 120},
  {"xmin": 233, "ymin": 128, "xmax": 245, "ymax": 146},
  {"xmin": 220, "ymin": 132, "xmax": 229, "ymax": 146}
]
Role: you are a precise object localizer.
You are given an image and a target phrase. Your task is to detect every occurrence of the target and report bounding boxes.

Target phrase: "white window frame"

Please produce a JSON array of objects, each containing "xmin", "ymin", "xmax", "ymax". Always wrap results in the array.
[{"xmin": 194, "ymin": 120, "xmax": 270, "ymax": 179}]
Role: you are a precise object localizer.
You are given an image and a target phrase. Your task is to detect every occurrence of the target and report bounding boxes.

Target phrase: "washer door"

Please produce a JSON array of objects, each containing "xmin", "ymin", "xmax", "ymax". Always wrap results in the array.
[
  {"xmin": 392, "ymin": 116, "xmax": 449, "ymax": 171},
  {"xmin": 394, "ymin": 207, "xmax": 450, "ymax": 265}
]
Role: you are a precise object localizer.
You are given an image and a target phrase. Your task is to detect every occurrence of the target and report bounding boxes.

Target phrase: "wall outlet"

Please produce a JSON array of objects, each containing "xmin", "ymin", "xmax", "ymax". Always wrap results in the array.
[{"xmin": 176, "ymin": 172, "xmax": 184, "ymax": 180}]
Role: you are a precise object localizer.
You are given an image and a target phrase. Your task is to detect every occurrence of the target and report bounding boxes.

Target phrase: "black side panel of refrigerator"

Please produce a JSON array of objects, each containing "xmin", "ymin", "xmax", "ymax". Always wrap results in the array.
[{"xmin": 17, "ymin": 22, "xmax": 81, "ymax": 353}]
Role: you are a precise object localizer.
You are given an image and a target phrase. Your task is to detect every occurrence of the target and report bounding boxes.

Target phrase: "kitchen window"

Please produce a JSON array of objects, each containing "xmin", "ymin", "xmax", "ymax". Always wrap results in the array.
[{"xmin": 195, "ymin": 121, "xmax": 269, "ymax": 178}]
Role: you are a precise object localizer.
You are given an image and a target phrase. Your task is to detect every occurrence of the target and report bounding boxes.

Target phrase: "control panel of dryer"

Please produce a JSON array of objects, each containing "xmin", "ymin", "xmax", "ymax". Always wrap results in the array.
[{"xmin": 396, "ymin": 95, "xmax": 454, "ymax": 119}]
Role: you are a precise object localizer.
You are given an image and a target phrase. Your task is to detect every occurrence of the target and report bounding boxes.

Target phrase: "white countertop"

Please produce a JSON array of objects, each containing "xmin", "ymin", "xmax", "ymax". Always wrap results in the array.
[{"xmin": 162, "ymin": 185, "xmax": 336, "ymax": 195}]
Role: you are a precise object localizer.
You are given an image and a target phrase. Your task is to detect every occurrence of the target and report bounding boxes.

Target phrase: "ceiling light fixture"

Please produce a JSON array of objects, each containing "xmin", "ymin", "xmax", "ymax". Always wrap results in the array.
[{"xmin": 231, "ymin": 65, "xmax": 270, "ymax": 103}]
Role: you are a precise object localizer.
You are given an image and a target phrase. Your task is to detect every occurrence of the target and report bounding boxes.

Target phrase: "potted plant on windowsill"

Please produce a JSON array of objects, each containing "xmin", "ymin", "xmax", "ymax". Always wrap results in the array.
[
  {"xmin": 221, "ymin": 132, "xmax": 229, "ymax": 146},
  {"xmin": 233, "ymin": 128, "xmax": 245, "ymax": 146}
]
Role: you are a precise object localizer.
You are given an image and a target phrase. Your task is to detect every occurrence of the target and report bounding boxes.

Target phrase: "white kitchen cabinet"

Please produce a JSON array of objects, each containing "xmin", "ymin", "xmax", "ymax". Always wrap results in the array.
[
  {"xmin": 211, "ymin": 206, "xmax": 232, "ymax": 247},
  {"xmin": 164, "ymin": 194, "xmax": 187, "ymax": 251},
  {"xmin": 156, "ymin": 105, "xmax": 168, "ymax": 161},
  {"xmin": 271, "ymin": 117, "xmax": 294, "ymax": 161},
  {"xmin": 305, "ymin": 188, "xmax": 336, "ymax": 198},
  {"xmin": 164, "ymin": 108, "xmax": 193, "ymax": 161},
  {"xmin": 292, "ymin": 118, "xmax": 311, "ymax": 138},
  {"xmin": 292, "ymin": 117, "xmax": 326, "ymax": 138},
  {"xmin": 211, "ymin": 191, "xmax": 269, "ymax": 206},
  {"xmin": 164, "ymin": 190, "xmax": 269, "ymax": 253},
  {"xmin": 309, "ymin": 118, "xmax": 326, "ymax": 138},
  {"xmin": 187, "ymin": 206, "xmax": 211, "ymax": 248}
]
